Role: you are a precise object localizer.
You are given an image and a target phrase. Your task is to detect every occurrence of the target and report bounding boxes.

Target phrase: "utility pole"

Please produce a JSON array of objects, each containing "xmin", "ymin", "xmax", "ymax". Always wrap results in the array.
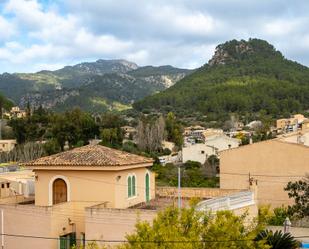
[{"xmin": 178, "ymin": 166, "xmax": 181, "ymax": 208}]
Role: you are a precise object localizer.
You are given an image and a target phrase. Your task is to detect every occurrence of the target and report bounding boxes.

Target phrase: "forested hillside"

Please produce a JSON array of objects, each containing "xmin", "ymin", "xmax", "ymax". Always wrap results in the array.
[{"xmin": 134, "ymin": 39, "xmax": 309, "ymax": 118}]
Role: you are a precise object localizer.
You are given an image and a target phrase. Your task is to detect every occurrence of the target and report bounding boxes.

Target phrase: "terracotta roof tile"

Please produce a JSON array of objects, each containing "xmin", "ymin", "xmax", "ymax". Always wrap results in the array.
[{"xmin": 25, "ymin": 145, "xmax": 153, "ymax": 167}]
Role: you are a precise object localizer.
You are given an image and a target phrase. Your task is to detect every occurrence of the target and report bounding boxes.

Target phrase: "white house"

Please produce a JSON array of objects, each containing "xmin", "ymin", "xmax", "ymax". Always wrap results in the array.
[
  {"xmin": 182, "ymin": 143, "xmax": 217, "ymax": 164},
  {"xmin": 205, "ymin": 135, "xmax": 240, "ymax": 152}
]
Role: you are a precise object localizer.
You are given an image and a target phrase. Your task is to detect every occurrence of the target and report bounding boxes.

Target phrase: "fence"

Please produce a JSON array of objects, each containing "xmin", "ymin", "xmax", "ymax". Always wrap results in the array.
[{"xmin": 196, "ymin": 191, "xmax": 255, "ymax": 212}]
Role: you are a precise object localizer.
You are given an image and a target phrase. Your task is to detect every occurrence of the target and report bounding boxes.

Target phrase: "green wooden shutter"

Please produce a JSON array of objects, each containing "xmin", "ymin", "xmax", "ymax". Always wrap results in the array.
[
  {"xmin": 132, "ymin": 176, "xmax": 136, "ymax": 196},
  {"xmin": 59, "ymin": 236, "xmax": 67, "ymax": 249},
  {"xmin": 145, "ymin": 173, "xmax": 150, "ymax": 202},
  {"xmin": 128, "ymin": 176, "xmax": 132, "ymax": 197}
]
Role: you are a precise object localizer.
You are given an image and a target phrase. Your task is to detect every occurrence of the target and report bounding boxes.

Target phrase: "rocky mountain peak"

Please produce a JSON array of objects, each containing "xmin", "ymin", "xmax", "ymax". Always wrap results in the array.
[{"xmin": 208, "ymin": 38, "xmax": 282, "ymax": 66}]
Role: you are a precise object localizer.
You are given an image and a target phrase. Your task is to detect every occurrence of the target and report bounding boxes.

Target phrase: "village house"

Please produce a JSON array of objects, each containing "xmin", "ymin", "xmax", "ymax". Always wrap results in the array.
[
  {"xmin": 278, "ymin": 119, "xmax": 309, "ymax": 146},
  {"xmin": 276, "ymin": 114, "xmax": 307, "ymax": 133},
  {"xmin": 0, "ymin": 139, "xmax": 17, "ymax": 152},
  {"xmin": 220, "ymin": 139, "xmax": 309, "ymax": 207},
  {"xmin": 182, "ymin": 143, "xmax": 217, "ymax": 164},
  {"xmin": 0, "ymin": 145, "xmax": 156, "ymax": 249},
  {"xmin": 204, "ymin": 134, "xmax": 240, "ymax": 152},
  {"xmin": 202, "ymin": 128, "xmax": 224, "ymax": 139},
  {"xmin": 10, "ymin": 106, "xmax": 27, "ymax": 119},
  {"xmin": 0, "ymin": 170, "xmax": 34, "ymax": 200}
]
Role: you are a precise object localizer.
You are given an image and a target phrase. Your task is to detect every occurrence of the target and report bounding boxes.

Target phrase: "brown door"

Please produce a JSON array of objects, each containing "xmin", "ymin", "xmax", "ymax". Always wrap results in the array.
[{"xmin": 53, "ymin": 179, "xmax": 67, "ymax": 205}]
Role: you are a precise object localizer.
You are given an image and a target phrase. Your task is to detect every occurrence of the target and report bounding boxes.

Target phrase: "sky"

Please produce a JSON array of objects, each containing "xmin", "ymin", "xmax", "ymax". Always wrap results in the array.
[{"xmin": 1, "ymin": 0, "xmax": 309, "ymax": 73}]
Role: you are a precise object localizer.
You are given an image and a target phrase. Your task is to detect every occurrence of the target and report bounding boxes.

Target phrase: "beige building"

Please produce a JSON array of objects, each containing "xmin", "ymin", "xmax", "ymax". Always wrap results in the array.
[
  {"xmin": 0, "ymin": 170, "xmax": 34, "ymax": 199},
  {"xmin": 0, "ymin": 145, "xmax": 155, "ymax": 249},
  {"xmin": 205, "ymin": 134, "xmax": 240, "ymax": 152},
  {"xmin": 220, "ymin": 139, "xmax": 309, "ymax": 207},
  {"xmin": 276, "ymin": 114, "xmax": 307, "ymax": 133},
  {"xmin": 0, "ymin": 139, "xmax": 17, "ymax": 152},
  {"xmin": 182, "ymin": 143, "xmax": 217, "ymax": 164}
]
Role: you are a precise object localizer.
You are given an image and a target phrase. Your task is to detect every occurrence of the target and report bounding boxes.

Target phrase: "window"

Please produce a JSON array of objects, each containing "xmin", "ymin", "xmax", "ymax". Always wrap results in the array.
[
  {"xmin": 6, "ymin": 183, "xmax": 10, "ymax": 188},
  {"xmin": 1, "ymin": 184, "xmax": 4, "ymax": 189},
  {"xmin": 60, "ymin": 233, "xmax": 76, "ymax": 249},
  {"xmin": 201, "ymin": 150, "xmax": 205, "ymax": 154},
  {"xmin": 127, "ymin": 175, "xmax": 136, "ymax": 198}
]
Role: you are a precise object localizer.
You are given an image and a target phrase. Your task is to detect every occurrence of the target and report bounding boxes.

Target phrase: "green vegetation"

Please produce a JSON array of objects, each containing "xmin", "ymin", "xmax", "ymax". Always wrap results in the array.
[
  {"xmin": 134, "ymin": 39, "xmax": 309, "ymax": 119},
  {"xmin": 258, "ymin": 205, "xmax": 289, "ymax": 226},
  {"xmin": 0, "ymin": 92, "xmax": 14, "ymax": 111},
  {"xmin": 152, "ymin": 162, "xmax": 219, "ymax": 188},
  {"xmin": 99, "ymin": 113, "xmax": 125, "ymax": 149},
  {"xmin": 285, "ymin": 176, "xmax": 309, "ymax": 218},
  {"xmin": 255, "ymin": 230, "xmax": 300, "ymax": 249},
  {"xmin": 165, "ymin": 112, "xmax": 183, "ymax": 148},
  {"xmin": 119, "ymin": 207, "xmax": 268, "ymax": 249},
  {"xmin": 8, "ymin": 108, "xmax": 99, "ymax": 152}
]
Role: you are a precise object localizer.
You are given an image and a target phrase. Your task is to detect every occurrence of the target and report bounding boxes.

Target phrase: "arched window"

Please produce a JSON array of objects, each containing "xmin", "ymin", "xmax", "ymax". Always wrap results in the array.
[
  {"xmin": 53, "ymin": 178, "xmax": 67, "ymax": 205},
  {"xmin": 128, "ymin": 176, "xmax": 132, "ymax": 197},
  {"xmin": 132, "ymin": 175, "xmax": 136, "ymax": 196}
]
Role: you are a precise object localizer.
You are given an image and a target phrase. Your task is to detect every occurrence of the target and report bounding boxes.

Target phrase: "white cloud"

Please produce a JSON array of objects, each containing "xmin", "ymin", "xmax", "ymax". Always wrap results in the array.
[
  {"xmin": 0, "ymin": 0, "xmax": 135, "ymax": 72},
  {"xmin": 149, "ymin": 6, "xmax": 217, "ymax": 37},
  {"xmin": 1, "ymin": 0, "xmax": 309, "ymax": 72},
  {"xmin": 0, "ymin": 15, "xmax": 15, "ymax": 41},
  {"xmin": 264, "ymin": 18, "xmax": 307, "ymax": 36}
]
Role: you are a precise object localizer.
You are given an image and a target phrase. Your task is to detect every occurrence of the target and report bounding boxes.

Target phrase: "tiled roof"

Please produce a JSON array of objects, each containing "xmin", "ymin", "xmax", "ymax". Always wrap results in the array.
[{"xmin": 25, "ymin": 145, "xmax": 153, "ymax": 167}]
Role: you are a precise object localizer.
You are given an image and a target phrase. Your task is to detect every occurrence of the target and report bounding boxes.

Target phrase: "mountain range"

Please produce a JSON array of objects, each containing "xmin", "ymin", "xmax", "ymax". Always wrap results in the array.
[
  {"xmin": 134, "ymin": 38, "xmax": 309, "ymax": 119},
  {"xmin": 0, "ymin": 60, "xmax": 192, "ymax": 112}
]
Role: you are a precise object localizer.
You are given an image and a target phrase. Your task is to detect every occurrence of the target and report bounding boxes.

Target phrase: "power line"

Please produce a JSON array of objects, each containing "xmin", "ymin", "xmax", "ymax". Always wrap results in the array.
[
  {"xmin": 220, "ymin": 172, "xmax": 306, "ymax": 178},
  {"xmin": 0, "ymin": 233, "xmax": 265, "ymax": 243}
]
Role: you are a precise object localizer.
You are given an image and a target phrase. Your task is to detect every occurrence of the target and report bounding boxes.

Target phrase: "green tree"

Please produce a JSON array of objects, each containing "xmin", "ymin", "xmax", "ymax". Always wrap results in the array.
[
  {"xmin": 165, "ymin": 112, "xmax": 183, "ymax": 148},
  {"xmin": 119, "ymin": 207, "xmax": 268, "ymax": 249},
  {"xmin": 43, "ymin": 139, "xmax": 61, "ymax": 155},
  {"xmin": 50, "ymin": 109, "xmax": 99, "ymax": 150},
  {"xmin": 100, "ymin": 128, "xmax": 123, "ymax": 148},
  {"xmin": 284, "ymin": 176, "xmax": 309, "ymax": 218}
]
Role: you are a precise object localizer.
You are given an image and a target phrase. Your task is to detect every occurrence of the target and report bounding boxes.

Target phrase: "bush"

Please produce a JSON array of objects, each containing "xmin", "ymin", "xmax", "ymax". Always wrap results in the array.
[
  {"xmin": 268, "ymin": 207, "xmax": 289, "ymax": 226},
  {"xmin": 258, "ymin": 205, "xmax": 290, "ymax": 226}
]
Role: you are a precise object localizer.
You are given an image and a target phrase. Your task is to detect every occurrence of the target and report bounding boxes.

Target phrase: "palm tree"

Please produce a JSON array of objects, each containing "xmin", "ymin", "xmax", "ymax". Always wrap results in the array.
[{"xmin": 255, "ymin": 229, "xmax": 300, "ymax": 249}]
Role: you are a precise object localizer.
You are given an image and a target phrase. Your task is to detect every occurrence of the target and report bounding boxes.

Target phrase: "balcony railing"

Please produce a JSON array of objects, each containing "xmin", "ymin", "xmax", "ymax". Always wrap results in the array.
[{"xmin": 196, "ymin": 191, "xmax": 255, "ymax": 212}]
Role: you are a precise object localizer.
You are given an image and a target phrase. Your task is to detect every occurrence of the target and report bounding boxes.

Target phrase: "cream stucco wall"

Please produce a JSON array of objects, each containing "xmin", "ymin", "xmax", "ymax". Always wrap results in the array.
[
  {"xmin": 220, "ymin": 140, "xmax": 309, "ymax": 207},
  {"xmin": 0, "ymin": 201, "xmax": 100, "ymax": 249},
  {"xmin": 34, "ymin": 166, "xmax": 155, "ymax": 209},
  {"xmin": 85, "ymin": 208, "xmax": 157, "ymax": 247},
  {"xmin": 182, "ymin": 143, "xmax": 216, "ymax": 164}
]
